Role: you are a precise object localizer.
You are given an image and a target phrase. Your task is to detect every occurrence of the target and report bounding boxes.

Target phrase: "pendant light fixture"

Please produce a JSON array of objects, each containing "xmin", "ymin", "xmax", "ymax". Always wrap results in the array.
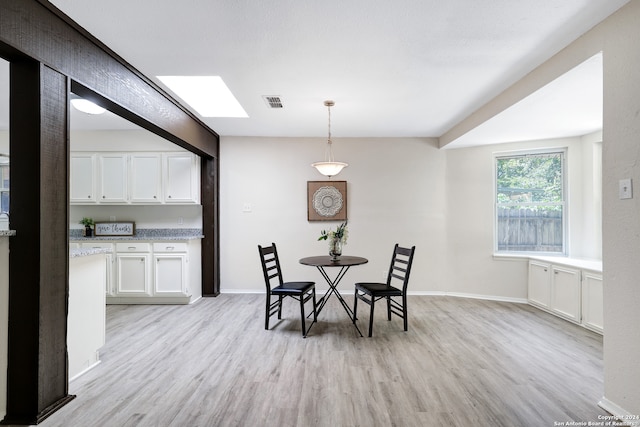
[{"xmin": 311, "ymin": 100, "xmax": 348, "ymax": 178}]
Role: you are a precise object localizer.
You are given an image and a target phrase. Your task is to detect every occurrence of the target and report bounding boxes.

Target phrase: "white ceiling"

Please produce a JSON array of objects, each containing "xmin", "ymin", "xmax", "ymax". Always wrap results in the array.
[{"xmin": 2, "ymin": 1, "xmax": 630, "ymax": 145}]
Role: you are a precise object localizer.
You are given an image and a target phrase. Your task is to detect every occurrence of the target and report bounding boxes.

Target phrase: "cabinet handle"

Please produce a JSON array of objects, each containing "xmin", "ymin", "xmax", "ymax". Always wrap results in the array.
[
  {"xmin": 543, "ymin": 268, "xmax": 547, "ymax": 272},
  {"xmin": 168, "ymin": 195, "xmax": 172, "ymax": 199},
  {"xmin": 153, "ymin": 195, "xmax": 157, "ymax": 199},
  {"xmin": 87, "ymin": 195, "xmax": 91, "ymax": 198},
  {"xmin": 102, "ymin": 195, "xmax": 106, "ymax": 199},
  {"xmin": 166, "ymin": 246, "xmax": 174, "ymax": 251},
  {"xmin": 128, "ymin": 246, "xmax": 136, "ymax": 250}
]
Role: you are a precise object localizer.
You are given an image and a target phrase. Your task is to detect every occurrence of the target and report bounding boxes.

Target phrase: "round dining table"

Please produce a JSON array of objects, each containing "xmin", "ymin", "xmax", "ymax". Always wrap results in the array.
[{"xmin": 299, "ymin": 255, "xmax": 368, "ymax": 336}]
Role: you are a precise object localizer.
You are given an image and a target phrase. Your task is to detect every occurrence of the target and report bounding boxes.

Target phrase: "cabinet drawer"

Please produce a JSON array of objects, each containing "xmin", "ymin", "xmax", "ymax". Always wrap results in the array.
[
  {"xmin": 81, "ymin": 242, "xmax": 114, "ymax": 250},
  {"xmin": 116, "ymin": 242, "xmax": 151, "ymax": 252},
  {"xmin": 153, "ymin": 242, "xmax": 188, "ymax": 252}
]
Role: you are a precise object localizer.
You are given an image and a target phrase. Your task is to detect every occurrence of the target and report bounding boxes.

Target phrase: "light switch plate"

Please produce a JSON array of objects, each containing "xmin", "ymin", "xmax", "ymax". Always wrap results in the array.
[{"xmin": 619, "ymin": 178, "xmax": 633, "ymax": 199}]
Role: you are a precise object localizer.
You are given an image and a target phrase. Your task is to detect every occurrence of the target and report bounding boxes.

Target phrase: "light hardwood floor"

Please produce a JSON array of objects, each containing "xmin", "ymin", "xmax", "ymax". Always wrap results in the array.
[{"xmin": 42, "ymin": 295, "xmax": 607, "ymax": 427}]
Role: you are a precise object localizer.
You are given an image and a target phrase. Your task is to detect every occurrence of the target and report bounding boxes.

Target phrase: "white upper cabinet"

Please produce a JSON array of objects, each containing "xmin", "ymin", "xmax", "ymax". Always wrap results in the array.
[
  {"xmin": 71, "ymin": 151, "xmax": 199, "ymax": 205},
  {"xmin": 130, "ymin": 154, "xmax": 161, "ymax": 203},
  {"xmin": 70, "ymin": 154, "xmax": 96, "ymax": 203},
  {"xmin": 99, "ymin": 154, "xmax": 128, "ymax": 203},
  {"xmin": 164, "ymin": 153, "xmax": 199, "ymax": 204}
]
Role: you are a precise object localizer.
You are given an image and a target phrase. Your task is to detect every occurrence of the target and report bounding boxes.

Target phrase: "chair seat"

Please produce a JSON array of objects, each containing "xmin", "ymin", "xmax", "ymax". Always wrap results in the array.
[
  {"xmin": 355, "ymin": 282, "xmax": 402, "ymax": 296},
  {"xmin": 272, "ymin": 281, "xmax": 315, "ymax": 295}
]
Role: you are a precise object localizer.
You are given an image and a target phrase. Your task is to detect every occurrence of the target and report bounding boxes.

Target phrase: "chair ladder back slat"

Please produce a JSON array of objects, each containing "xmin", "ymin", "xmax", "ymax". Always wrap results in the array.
[{"xmin": 258, "ymin": 243, "xmax": 284, "ymax": 290}]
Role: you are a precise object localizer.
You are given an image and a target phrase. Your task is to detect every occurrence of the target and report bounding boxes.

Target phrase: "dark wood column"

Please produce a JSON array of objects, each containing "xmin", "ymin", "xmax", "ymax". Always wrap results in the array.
[
  {"xmin": 201, "ymin": 155, "xmax": 220, "ymax": 296},
  {"xmin": 3, "ymin": 60, "xmax": 74, "ymax": 424}
]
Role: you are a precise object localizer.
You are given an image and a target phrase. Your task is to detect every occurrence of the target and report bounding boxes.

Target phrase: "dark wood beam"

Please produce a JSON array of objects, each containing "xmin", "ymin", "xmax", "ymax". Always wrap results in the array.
[
  {"xmin": 0, "ymin": 0, "xmax": 219, "ymax": 157},
  {"xmin": 3, "ymin": 59, "xmax": 75, "ymax": 425},
  {"xmin": 201, "ymin": 157, "xmax": 220, "ymax": 296},
  {"xmin": 0, "ymin": 1, "xmax": 221, "ymax": 424}
]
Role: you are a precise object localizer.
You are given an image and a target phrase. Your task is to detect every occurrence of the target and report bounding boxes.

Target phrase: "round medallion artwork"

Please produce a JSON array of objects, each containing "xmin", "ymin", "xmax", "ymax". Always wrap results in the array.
[{"xmin": 312, "ymin": 186, "xmax": 343, "ymax": 217}]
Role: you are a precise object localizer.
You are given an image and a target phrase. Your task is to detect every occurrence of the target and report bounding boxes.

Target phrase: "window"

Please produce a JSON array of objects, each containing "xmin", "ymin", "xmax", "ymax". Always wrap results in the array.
[{"xmin": 495, "ymin": 150, "xmax": 565, "ymax": 254}]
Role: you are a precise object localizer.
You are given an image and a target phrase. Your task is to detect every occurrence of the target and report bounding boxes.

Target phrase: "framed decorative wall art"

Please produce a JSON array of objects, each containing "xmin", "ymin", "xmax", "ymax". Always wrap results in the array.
[
  {"xmin": 94, "ymin": 221, "xmax": 135, "ymax": 236},
  {"xmin": 307, "ymin": 181, "xmax": 347, "ymax": 221}
]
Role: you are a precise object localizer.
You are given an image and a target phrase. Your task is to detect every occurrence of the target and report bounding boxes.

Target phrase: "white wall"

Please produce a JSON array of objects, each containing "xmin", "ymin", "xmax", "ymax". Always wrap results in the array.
[
  {"xmin": 444, "ymin": 135, "xmax": 602, "ymax": 301},
  {"xmin": 220, "ymin": 136, "xmax": 448, "ymax": 294},
  {"xmin": 599, "ymin": 1, "xmax": 640, "ymax": 418},
  {"xmin": 220, "ymin": 133, "xmax": 601, "ymax": 300}
]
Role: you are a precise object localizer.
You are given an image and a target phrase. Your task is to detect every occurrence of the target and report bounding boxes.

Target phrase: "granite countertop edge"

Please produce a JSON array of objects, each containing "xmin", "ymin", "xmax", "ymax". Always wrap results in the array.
[
  {"xmin": 70, "ymin": 228, "xmax": 203, "ymax": 242},
  {"xmin": 70, "ymin": 247, "xmax": 111, "ymax": 258}
]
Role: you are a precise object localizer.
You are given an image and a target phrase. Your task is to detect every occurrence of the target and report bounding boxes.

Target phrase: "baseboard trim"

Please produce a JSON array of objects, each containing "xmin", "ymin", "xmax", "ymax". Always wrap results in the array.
[
  {"xmin": 70, "ymin": 360, "xmax": 102, "ymax": 383},
  {"xmin": 219, "ymin": 288, "xmax": 528, "ymax": 304},
  {"xmin": 428, "ymin": 291, "xmax": 528, "ymax": 304},
  {"xmin": 598, "ymin": 397, "xmax": 640, "ymax": 427}
]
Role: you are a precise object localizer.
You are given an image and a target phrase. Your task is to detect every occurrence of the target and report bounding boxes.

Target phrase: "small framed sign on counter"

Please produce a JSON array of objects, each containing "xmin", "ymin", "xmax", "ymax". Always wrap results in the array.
[{"xmin": 94, "ymin": 221, "xmax": 135, "ymax": 236}]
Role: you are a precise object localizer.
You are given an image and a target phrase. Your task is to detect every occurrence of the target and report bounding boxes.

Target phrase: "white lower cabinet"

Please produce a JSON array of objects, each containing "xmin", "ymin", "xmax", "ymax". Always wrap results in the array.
[
  {"xmin": 116, "ymin": 243, "xmax": 152, "ymax": 296},
  {"xmin": 76, "ymin": 239, "xmax": 199, "ymax": 304},
  {"xmin": 528, "ymin": 261, "xmax": 551, "ymax": 309},
  {"xmin": 550, "ymin": 265, "xmax": 581, "ymax": 323},
  {"xmin": 528, "ymin": 260, "xmax": 603, "ymax": 334},
  {"xmin": 153, "ymin": 242, "xmax": 190, "ymax": 297},
  {"xmin": 86, "ymin": 240, "xmax": 198, "ymax": 304}
]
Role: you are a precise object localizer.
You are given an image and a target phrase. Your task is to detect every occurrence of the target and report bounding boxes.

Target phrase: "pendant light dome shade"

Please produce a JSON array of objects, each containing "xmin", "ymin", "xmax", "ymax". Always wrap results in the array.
[
  {"xmin": 312, "ymin": 100, "xmax": 348, "ymax": 178},
  {"xmin": 311, "ymin": 161, "xmax": 349, "ymax": 177}
]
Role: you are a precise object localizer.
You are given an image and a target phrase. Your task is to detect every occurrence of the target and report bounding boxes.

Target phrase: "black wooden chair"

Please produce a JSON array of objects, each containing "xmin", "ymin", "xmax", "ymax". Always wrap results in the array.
[
  {"xmin": 258, "ymin": 243, "xmax": 317, "ymax": 337},
  {"xmin": 353, "ymin": 244, "xmax": 416, "ymax": 337}
]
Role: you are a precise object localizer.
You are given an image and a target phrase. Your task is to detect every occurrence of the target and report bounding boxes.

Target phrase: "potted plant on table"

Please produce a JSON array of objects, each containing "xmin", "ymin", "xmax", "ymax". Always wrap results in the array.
[
  {"xmin": 79, "ymin": 217, "xmax": 95, "ymax": 237},
  {"xmin": 318, "ymin": 221, "xmax": 348, "ymax": 260}
]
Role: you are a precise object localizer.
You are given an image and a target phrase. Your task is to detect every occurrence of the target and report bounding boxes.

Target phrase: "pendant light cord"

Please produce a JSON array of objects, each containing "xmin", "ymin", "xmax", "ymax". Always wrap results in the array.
[{"xmin": 326, "ymin": 101, "xmax": 334, "ymax": 162}]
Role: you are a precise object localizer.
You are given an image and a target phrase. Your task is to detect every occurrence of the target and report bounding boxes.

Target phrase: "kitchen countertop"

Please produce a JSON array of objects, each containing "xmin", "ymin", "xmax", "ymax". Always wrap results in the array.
[
  {"xmin": 0, "ymin": 230, "xmax": 16, "ymax": 237},
  {"xmin": 70, "ymin": 228, "xmax": 203, "ymax": 242}
]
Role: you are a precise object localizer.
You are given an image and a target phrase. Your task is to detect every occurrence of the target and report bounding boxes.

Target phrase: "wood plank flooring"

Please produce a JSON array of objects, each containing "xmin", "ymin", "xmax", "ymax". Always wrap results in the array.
[{"xmin": 42, "ymin": 295, "xmax": 607, "ymax": 427}]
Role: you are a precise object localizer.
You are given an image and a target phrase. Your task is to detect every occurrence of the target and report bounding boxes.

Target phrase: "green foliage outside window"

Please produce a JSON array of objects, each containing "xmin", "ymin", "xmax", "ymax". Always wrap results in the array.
[{"xmin": 496, "ymin": 153, "xmax": 563, "ymax": 206}]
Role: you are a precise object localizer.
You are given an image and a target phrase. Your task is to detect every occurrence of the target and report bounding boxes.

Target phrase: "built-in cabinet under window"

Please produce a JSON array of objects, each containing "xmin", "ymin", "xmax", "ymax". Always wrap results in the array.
[
  {"xmin": 70, "ymin": 152, "xmax": 199, "ymax": 205},
  {"xmin": 528, "ymin": 259, "xmax": 603, "ymax": 334}
]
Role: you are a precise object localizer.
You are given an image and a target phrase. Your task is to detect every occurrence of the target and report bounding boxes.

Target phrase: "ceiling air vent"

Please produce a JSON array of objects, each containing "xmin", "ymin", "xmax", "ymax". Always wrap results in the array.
[{"xmin": 263, "ymin": 96, "xmax": 283, "ymax": 109}]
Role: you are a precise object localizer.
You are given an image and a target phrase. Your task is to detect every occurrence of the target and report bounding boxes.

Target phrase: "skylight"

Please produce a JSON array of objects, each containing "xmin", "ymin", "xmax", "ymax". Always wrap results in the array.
[{"xmin": 157, "ymin": 76, "xmax": 248, "ymax": 118}]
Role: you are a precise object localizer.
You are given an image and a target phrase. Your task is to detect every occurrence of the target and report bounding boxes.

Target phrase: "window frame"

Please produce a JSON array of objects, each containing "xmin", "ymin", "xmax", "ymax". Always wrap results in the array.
[{"xmin": 493, "ymin": 148, "xmax": 567, "ymax": 256}]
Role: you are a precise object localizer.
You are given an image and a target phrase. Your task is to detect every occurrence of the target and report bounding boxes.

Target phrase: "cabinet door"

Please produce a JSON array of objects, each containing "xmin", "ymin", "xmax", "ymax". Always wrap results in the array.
[
  {"xmin": 164, "ymin": 153, "xmax": 198, "ymax": 203},
  {"xmin": 70, "ymin": 154, "xmax": 96, "ymax": 203},
  {"xmin": 582, "ymin": 272, "xmax": 603, "ymax": 333},
  {"xmin": 130, "ymin": 154, "xmax": 161, "ymax": 203},
  {"xmin": 99, "ymin": 154, "xmax": 128, "ymax": 202},
  {"xmin": 154, "ymin": 254, "xmax": 189, "ymax": 296},
  {"xmin": 81, "ymin": 243, "xmax": 115, "ymax": 296},
  {"xmin": 116, "ymin": 254, "xmax": 151, "ymax": 296},
  {"xmin": 528, "ymin": 261, "xmax": 551, "ymax": 308},
  {"xmin": 551, "ymin": 265, "xmax": 581, "ymax": 323}
]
